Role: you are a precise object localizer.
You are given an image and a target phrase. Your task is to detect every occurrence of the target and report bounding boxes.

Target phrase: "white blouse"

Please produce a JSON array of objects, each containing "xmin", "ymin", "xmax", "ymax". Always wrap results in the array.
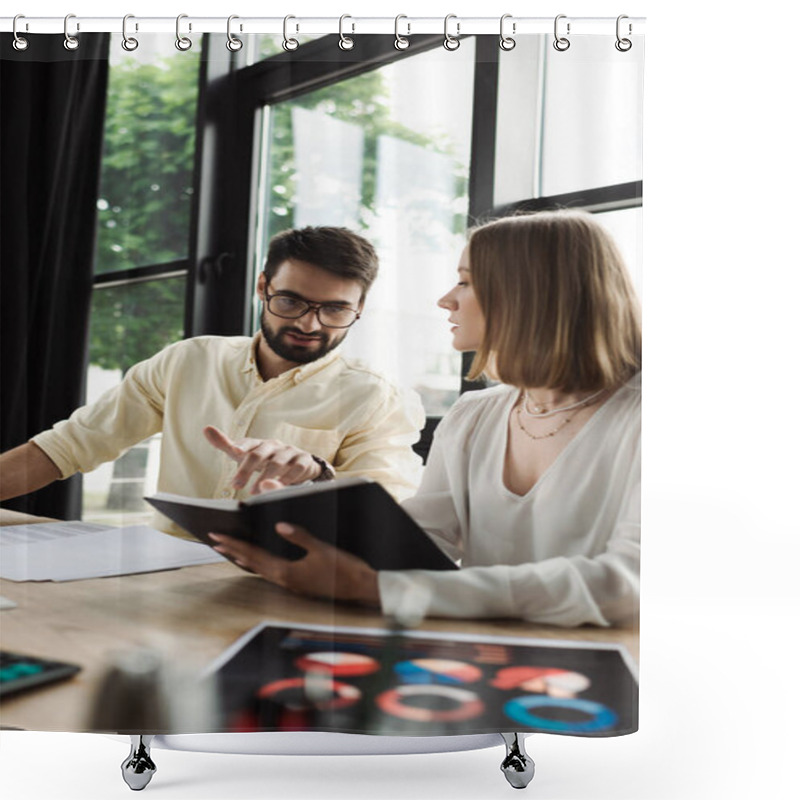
[{"xmin": 379, "ymin": 374, "xmax": 641, "ymax": 627}]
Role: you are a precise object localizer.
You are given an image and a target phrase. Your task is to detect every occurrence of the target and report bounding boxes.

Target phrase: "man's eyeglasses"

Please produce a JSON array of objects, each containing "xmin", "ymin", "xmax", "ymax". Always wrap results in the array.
[{"xmin": 265, "ymin": 291, "xmax": 361, "ymax": 329}]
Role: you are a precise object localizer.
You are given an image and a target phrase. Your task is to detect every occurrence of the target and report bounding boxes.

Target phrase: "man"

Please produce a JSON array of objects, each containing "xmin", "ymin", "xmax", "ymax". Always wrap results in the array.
[{"xmin": 0, "ymin": 227, "xmax": 425, "ymax": 537}]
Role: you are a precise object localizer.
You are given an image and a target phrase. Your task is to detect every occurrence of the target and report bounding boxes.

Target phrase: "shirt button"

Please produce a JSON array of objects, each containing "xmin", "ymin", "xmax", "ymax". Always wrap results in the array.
[{"xmin": 221, "ymin": 490, "xmax": 232, "ymax": 498}]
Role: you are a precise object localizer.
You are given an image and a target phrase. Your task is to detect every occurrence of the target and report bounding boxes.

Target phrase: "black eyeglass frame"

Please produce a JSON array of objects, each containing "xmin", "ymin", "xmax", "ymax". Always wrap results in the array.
[{"xmin": 264, "ymin": 290, "xmax": 362, "ymax": 329}]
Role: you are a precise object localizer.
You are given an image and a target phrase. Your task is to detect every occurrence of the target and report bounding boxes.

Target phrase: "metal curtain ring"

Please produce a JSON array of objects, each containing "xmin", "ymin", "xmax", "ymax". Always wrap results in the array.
[
  {"xmin": 615, "ymin": 15, "xmax": 632, "ymax": 51},
  {"xmin": 175, "ymin": 14, "xmax": 192, "ymax": 51},
  {"xmin": 553, "ymin": 14, "xmax": 570, "ymax": 52},
  {"xmin": 394, "ymin": 15, "xmax": 410, "ymax": 50},
  {"xmin": 499, "ymin": 14, "xmax": 516, "ymax": 51},
  {"xmin": 12, "ymin": 14, "xmax": 29, "ymax": 51},
  {"xmin": 226, "ymin": 15, "xmax": 243, "ymax": 51},
  {"xmin": 338, "ymin": 14, "xmax": 355, "ymax": 50},
  {"xmin": 122, "ymin": 14, "xmax": 139, "ymax": 51},
  {"xmin": 63, "ymin": 13, "xmax": 79, "ymax": 51},
  {"xmin": 282, "ymin": 15, "xmax": 299, "ymax": 51},
  {"xmin": 443, "ymin": 14, "xmax": 460, "ymax": 51}
]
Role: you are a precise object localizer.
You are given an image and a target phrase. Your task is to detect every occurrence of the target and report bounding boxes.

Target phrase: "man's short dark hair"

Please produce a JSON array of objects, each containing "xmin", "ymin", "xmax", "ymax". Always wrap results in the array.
[{"xmin": 264, "ymin": 226, "xmax": 379, "ymax": 296}]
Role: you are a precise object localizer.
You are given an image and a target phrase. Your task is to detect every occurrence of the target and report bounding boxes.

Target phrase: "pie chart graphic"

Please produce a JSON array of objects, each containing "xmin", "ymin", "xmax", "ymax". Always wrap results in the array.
[
  {"xmin": 376, "ymin": 685, "xmax": 485, "ymax": 722},
  {"xmin": 503, "ymin": 695, "xmax": 618, "ymax": 733},
  {"xmin": 491, "ymin": 666, "xmax": 591, "ymax": 697},
  {"xmin": 394, "ymin": 658, "xmax": 482, "ymax": 685},
  {"xmin": 257, "ymin": 677, "xmax": 361, "ymax": 710},
  {"xmin": 295, "ymin": 651, "xmax": 380, "ymax": 678}
]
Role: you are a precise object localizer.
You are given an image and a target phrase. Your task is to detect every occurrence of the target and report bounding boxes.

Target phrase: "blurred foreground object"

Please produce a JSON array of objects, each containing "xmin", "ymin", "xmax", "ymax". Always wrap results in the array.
[{"xmin": 87, "ymin": 648, "xmax": 217, "ymax": 790}]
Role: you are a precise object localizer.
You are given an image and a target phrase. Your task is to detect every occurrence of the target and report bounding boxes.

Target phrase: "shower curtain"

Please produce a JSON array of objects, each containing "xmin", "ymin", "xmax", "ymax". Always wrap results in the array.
[{"xmin": 0, "ymin": 14, "xmax": 644, "ymax": 782}]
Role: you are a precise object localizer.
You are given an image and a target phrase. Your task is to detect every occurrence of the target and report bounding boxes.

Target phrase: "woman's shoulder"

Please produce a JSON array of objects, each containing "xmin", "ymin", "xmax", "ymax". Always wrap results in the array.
[
  {"xmin": 622, "ymin": 371, "xmax": 641, "ymax": 393},
  {"xmin": 611, "ymin": 371, "xmax": 641, "ymax": 416},
  {"xmin": 436, "ymin": 384, "xmax": 515, "ymax": 436},
  {"xmin": 450, "ymin": 383, "xmax": 515, "ymax": 413},
  {"xmin": 596, "ymin": 371, "xmax": 641, "ymax": 444}
]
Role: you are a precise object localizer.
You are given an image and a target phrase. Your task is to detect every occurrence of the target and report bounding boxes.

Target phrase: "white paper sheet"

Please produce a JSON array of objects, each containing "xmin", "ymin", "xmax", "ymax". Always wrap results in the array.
[
  {"xmin": 0, "ymin": 523, "xmax": 225, "ymax": 582},
  {"xmin": 0, "ymin": 520, "xmax": 112, "ymax": 545}
]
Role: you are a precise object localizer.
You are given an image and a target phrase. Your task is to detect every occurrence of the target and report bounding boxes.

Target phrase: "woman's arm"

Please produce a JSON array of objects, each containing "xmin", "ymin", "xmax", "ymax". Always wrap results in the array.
[
  {"xmin": 378, "ymin": 534, "xmax": 639, "ymax": 627},
  {"xmin": 380, "ymin": 464, "xmax": 640, "ymax": 627},
  {"xmin": 208, "ymin": 508, "xmax": 638, "ymax": 627},
  {"xmin": 208, "ymin": 524, "xmax": 381, "ymax": 606},
  {"xmin": 207, "ymin": 478, "xmax": 638, "ymax": 626}
]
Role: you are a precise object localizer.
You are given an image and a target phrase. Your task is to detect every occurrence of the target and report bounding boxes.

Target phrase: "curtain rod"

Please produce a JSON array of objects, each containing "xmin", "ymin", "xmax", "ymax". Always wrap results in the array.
[{"xmin": 0, "ymin": 16, "xmax": 645, "ymax": 37}]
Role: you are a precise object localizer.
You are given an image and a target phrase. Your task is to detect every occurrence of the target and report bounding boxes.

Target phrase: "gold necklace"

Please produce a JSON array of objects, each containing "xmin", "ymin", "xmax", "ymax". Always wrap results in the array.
[
  {"xmin": 522, "ymin": 387, "xmax": 607, "ymax": 418},
  {"xmin": 515, "ymin": 405, "xmax": 576, "ymax": 440}
]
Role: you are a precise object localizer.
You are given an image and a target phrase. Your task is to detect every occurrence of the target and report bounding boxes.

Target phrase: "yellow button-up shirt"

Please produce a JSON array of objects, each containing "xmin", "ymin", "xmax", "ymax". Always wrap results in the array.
[{"xmin": 33, "ymin": 334, "xmax": 425, "ymax": 536}]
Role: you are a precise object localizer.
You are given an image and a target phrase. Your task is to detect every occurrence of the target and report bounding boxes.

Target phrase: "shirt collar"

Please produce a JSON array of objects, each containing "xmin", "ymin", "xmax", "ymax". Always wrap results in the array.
[{"xmin": 243, "ymin": 331, "xmax": 341, "ymax": 384}]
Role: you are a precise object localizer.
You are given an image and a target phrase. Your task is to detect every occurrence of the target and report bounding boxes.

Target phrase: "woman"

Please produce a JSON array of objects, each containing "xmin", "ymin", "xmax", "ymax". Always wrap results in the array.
[{"xmin": 209, "ymin": 210, "xmax": 641, "ymax": 627}]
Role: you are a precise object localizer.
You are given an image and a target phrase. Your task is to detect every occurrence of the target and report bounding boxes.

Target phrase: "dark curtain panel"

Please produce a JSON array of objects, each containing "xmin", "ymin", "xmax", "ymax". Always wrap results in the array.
[{"xmin": 0, "ymin": 34, "xmax": 110, "ymax": 518}]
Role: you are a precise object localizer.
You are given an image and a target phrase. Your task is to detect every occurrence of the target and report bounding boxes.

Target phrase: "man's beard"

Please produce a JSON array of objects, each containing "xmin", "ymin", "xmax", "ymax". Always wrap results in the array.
[{"xmin": 261, "ymin": 313, "xmax": 347, "ymax": 365}]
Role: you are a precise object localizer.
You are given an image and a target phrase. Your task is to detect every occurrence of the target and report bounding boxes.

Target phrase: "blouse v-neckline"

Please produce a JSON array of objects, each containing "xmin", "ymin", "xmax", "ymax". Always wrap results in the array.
[{"xmin": 497, "ymin": 385, "xmax": 620, "ymax": 501}]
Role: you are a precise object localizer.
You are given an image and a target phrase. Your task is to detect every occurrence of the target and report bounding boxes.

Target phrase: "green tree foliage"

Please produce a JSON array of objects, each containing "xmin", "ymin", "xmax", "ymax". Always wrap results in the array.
[
  {"xmin": 95, "ymin": 53, "xmax": 199, "ymax": 274},
  {"xmin": 90, "ymin": 51, "xmax": 199, "ymax": 374}
]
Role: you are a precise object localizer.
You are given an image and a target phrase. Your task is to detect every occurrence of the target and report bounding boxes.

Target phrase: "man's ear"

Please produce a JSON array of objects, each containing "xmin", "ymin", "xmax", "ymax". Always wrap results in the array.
[{"xmin": 256, "ymin": 272, "xmax": 267, "ymax": 301}]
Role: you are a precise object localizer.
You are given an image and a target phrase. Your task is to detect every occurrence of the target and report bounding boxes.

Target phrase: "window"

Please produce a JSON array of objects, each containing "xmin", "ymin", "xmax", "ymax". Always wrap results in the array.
[
  {"xmin": 491, "ymin": 35, "xmax": 643, "ymax": 305},
  {"xmin": 79, "ymin": 32, "xmax": 644, "ymax": 519},
  {"xmin": 538, "ymin": 36, "xmax": 643, "ymax": 196},
  {"xmin": 237, "ymin": 34, "xmax": 643, "ymax": 415},
  {"xmin": 251, "ymin": 41, "xmax": 476, "ymax": 415},
  {"xmin": 592, "ymin": 208, "xmax": 643, "ymax": 297},
  {"xmin": 83, "ymin": 36, "xmax": 200, "ymax": 525},
  {"xmin": 494, "ymin": 35, "xmax": 644, "ymax": 203}
]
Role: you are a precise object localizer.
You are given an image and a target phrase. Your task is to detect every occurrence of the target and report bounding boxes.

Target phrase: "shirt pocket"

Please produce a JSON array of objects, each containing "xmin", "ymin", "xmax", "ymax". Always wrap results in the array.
[{"xmin": 271, "ymin": 422, "xmax": 342, "ymax": 464}]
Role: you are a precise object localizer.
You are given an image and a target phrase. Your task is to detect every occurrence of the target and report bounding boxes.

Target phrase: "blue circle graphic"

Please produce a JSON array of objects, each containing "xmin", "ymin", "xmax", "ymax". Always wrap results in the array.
[{"xmin": 504, "ymin": 695, "xmax": 618, "ymax": 733}]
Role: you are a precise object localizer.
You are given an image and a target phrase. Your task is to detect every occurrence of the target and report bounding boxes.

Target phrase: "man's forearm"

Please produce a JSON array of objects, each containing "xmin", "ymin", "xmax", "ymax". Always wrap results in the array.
[{"xmin": 0, "ymin": 442, "xmax": 62, "ymax": 501}]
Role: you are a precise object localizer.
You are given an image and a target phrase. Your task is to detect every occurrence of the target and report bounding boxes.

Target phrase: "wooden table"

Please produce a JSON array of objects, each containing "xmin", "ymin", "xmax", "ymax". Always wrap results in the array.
[{"xmin": 0, "ymin": 510, "xmax": 638, "ymax": 732}]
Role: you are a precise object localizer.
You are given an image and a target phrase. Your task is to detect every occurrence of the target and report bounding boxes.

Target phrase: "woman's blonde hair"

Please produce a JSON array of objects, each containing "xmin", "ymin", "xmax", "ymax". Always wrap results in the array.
[{"xmin": 467, "ymin": 209, "xmax": 642, "ymax": 391}]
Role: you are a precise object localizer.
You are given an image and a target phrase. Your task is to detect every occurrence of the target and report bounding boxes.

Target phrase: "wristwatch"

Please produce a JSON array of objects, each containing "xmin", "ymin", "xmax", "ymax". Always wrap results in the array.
[{"xmin": 310, "ymin": 454, "xmax": 336, "ymax": 482}]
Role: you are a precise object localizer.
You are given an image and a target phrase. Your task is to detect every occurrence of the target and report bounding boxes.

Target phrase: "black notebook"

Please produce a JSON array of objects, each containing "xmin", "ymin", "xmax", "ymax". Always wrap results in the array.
[{"xmin": 145, "ymin": 477, "xmax": 456, "ymax": 572}]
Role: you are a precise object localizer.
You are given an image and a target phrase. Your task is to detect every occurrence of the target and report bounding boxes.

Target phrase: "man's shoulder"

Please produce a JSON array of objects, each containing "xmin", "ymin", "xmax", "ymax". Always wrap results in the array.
[
  {"xmin": 134, "ymin": 336, "xmax": 252, "ymax": 382},
  {"xmin": 331, "ymin": 354, "xmax": 401, "ymax": 390},
  {"xmin": 327, "ymin": 355, "xmax": 423, "ymax": 420},
  {"xmin": 173, "ymin": 334, "xmax": 252, "ymax": 352},
  {"xmin": 155, "ymin": 335, "xmax": 252, "ymax": 362}
]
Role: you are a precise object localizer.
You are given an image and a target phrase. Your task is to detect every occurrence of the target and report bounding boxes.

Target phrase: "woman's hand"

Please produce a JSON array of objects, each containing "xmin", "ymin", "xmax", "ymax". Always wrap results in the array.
[
  {"xmin": 203, "ymin": 425, "xmax": 322, "ymax": 493},
  {"xmin": 208, "ymin": 524, "xmax": 381, "ymax": 607}
]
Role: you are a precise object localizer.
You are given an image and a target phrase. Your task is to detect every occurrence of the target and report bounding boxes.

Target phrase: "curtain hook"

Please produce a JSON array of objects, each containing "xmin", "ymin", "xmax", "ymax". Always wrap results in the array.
[
  {"xmin": 553, "ymin": 14, "xmax": 571, "ymax": 52},
  {"xmin": 226, "ymin": 15, "xmax": 243, "ymax": 52},
  {"xmin": 394, "ymin": 15, "xmax": 410, "ymax": 51},
  {"xmin": 443, "ymin": 14, "xmax": 460, "ymax": 51},
  {"xmin": 338, "ymin": 14, "xmax": 355, "ymax": 50},
  {"xmin": 12, "ymin": 14, "xmax": 29, "ymax": 51},
  {"xmin": 63, "ymin": 13, "xmax": 79, "ymax": 51},
  {"xmin": 122, "ymin": 14, "xmax": 139, "ymax": 51},
  {"xmin": 282, "ymin": 15, "xmax": 299, "ymax": 51},
  {"xmin": 615, "ymin": 15, "xmax": 632, "ymax": 51},
  {"xmin": 499, "ymin": 14, "xmax": 516, "ymax": 51},
  {"xmin": 175, "ymin": 14, "xmax": 192, "ymax": 51}
]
